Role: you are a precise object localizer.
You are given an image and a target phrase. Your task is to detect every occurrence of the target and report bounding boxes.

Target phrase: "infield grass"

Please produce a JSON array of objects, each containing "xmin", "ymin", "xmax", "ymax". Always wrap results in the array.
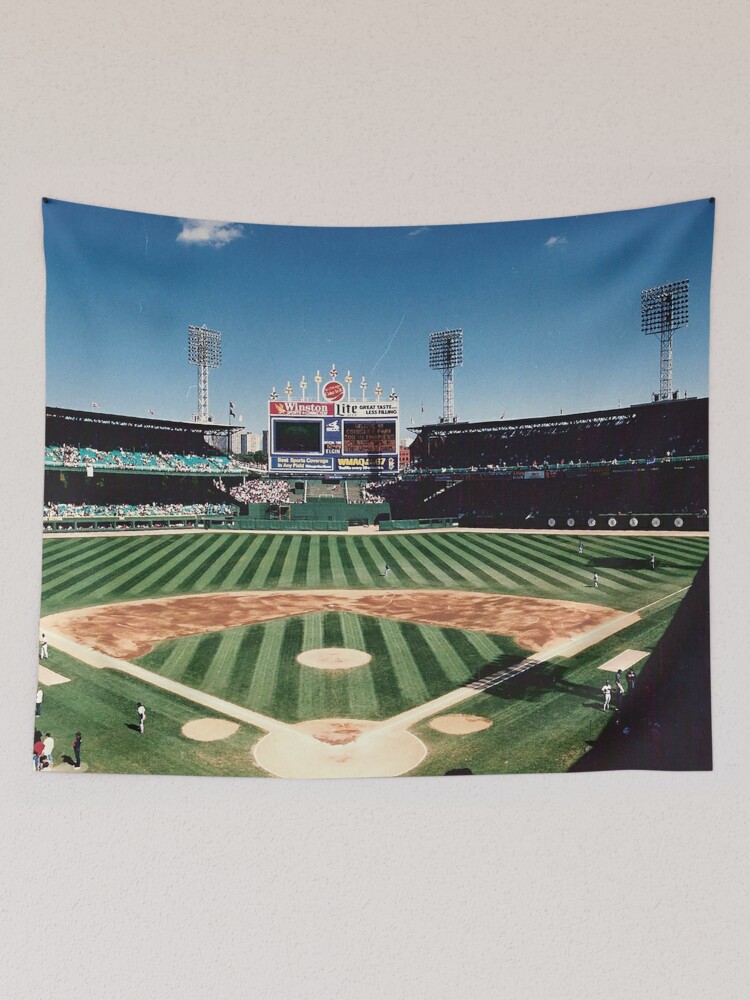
[{"xmin": 136, "ymin": 612, "xmax": 528, "ymax": 723}]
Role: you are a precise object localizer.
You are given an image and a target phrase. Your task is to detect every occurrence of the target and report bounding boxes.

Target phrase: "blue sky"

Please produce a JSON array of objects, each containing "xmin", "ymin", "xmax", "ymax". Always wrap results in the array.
[{"xmin": 43, "ymin": 198, "xmax": 714, "ymax": 438}]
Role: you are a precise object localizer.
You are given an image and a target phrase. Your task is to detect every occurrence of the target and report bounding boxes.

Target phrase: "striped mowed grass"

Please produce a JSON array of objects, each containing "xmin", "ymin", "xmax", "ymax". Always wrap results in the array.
[
  {"xmin": 41, "ymin": 530, "xmax": 709, "ymax": 615},
  {"xmin": 38, "ymin": 531, "xmax": 709, "ymax": 775},
  {"xmin": 135, "ymin": 611, "xmax": 528, "ymax": 723}
]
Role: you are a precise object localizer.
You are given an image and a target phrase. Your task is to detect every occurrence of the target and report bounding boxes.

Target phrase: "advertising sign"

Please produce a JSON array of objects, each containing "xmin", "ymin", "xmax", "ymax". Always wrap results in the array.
[
  {"xmin": 323, "ymin": 381, "xmax": 345, "ymax": 401},
  {"xmin": 268, "ymin": 395, "xmax": 399, "ymax": 474},
  {"xmin": 269, "ymin": 401, "xmax": 334, "ymax": 416},
  {"xmin": 337, "ymin": 456, "xmax": 398, "ymax": 472},
  {"xmin": 270, "ymin": 455, "xmax": 334, "ymax": 471},
  {"xmin": 333, "ymin": 401, "xmax": 398, "ymax": 417}
]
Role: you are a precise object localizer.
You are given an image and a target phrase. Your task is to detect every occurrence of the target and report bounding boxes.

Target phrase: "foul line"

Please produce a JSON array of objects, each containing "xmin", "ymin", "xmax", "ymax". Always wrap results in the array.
[
  {"xmin": 634, "ymin": 585, "xmax": 690, "ymax": 614},
  {"xmin": 42, "ymin": 586, "xmax": 692, "ymax": 748}
]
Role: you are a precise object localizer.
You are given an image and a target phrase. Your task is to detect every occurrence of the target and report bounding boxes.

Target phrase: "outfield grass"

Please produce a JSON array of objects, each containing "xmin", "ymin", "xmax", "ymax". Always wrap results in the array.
[
  {"xmin": 41, "ymin": 530, "xmax": 709, "ymax": 615},
  {"xmin": 136, "ymin": 611, "xmax": 528, "ymax": 723}
]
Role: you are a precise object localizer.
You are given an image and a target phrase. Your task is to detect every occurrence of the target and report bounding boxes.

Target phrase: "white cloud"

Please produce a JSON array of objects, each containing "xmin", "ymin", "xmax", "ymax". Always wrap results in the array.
[
  {"xmin": 407, "ymin": 226, "xmax": 430, "ymax": 237},
  {"xmin": 545, "ymin": 235, "xmax": 568, "ymax": 248},
  {"xmin": 176, "ymin": 219, "xmax": 245, "ymax": 248}
]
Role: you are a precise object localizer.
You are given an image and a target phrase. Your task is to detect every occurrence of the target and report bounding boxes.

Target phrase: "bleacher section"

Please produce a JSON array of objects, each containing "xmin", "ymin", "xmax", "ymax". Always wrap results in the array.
[
  {"xmin": 45, "ymin": 445, "xmax": 250, "ymax": 475},
  {"xmin": 45, "ymin": 406, "xmax": 245, "ymax": 519},
  {"xmin": 388, "ymin": 397, "xmax": 709, "ymax": 529},
  {"xmin": 44, "ymin": 502, "xmax": 238, "ymax": 531},
  {"xmin": 411, "ymin": 397, "xmax": 707, "ymax": 470}
]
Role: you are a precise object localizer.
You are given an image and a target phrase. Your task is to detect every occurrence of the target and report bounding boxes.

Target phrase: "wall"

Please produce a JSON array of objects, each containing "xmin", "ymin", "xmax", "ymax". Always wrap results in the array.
[{"xmin": 1, "ymin": 2, "xmax": 748, "ymax": 998}]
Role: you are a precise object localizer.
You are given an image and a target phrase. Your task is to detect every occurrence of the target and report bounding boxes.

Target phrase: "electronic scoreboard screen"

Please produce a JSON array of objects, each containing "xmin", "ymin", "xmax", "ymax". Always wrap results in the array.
[
  {"xmin": 272, "ymin": 419, "xmax": 322, "ymax": 454},
  {"xmin": 343, "ymin": 420, "xmax": 397, "ymax": 454}
]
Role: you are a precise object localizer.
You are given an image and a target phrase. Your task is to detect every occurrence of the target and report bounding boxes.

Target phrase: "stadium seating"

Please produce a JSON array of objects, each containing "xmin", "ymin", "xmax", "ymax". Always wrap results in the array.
[{"xmin": 45, "ymin": 445, "xmax": 251, "ymax": 475}]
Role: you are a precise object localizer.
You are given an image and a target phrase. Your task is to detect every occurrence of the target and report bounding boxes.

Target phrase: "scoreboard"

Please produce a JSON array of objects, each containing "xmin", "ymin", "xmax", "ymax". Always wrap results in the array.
[{"xmin": 268, "ymin": 390, "xmax": 399, "ymax": 474}]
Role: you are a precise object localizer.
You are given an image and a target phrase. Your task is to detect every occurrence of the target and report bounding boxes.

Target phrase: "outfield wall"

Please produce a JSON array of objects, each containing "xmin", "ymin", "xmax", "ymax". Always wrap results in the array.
[
  {"xmin": 234, "ymin": 516, "xmax": 349, "ymax": 531},
  {"xmin": 240, "ymin": 500, "xmax": 390, "ymax": 526}
]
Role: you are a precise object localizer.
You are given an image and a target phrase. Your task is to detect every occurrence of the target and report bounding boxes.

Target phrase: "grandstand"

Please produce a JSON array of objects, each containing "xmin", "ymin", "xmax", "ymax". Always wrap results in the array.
[
  {"xmin": 44, "ymin": 407, "xmax": 245, "ymax": 528},
  {"xmin": 44, "ymin": 396, "xmax": 708, "ymax": 533},
  {"xmin": 386, "ymin": 396, "xmax": 708, "ymax": 529},
  {"xmin": 44, "ymin": 407, "xmax": 393, "ymax": 531}
]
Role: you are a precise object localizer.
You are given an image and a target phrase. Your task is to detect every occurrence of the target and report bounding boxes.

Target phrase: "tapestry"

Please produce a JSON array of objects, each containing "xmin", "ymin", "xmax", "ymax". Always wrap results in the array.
[{"xmin": 36, "ymin": 198, "xmax": 714, "ymax": 778}]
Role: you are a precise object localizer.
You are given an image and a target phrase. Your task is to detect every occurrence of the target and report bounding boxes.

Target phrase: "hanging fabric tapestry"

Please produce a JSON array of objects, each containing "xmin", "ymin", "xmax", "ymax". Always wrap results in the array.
[{"xmin": 36, "ymin": 198, "xmax": 714, "ymax": 778}]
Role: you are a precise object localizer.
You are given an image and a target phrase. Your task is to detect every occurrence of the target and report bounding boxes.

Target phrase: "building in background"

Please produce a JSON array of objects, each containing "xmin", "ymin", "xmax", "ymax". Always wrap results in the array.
[
  {"xmin": 227, "ymin": 428, "xmax": 243, "ymax": 454},
  {"xmin": 240, "ymin": 432, "xmax": 263, "ymax": 454}
]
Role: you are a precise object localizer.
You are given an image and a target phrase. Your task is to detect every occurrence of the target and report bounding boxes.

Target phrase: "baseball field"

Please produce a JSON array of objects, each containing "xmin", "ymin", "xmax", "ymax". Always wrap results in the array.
[{"xmin": 38, "ymin": 528, "xmax": 709, "ymax": 777}]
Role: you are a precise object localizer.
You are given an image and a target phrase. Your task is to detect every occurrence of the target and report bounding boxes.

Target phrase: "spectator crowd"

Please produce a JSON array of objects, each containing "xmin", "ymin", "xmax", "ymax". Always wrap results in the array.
[
  {"xmin": 44, "ymin": 501, "xmax": 237, "ymax": 520},
  {"xmin": 229, "ymin": 479, "xmax": 294, "ymax": 504},
  {"xmin": 45, "ymin": 445, "xmax": 252, "ymax": 475}
]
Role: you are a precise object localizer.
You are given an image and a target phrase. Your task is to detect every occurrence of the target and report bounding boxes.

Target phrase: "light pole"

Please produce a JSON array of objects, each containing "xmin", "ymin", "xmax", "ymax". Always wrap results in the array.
[
  {"xmin": 428, "ymin": 328, "xmax": 463, "ymax": 423},
  {"xmin": 187, "ymin": 325, "xmax": 222, "ymax": 422},
  {"xmin": 641, "ymin": 280, "xmax": 689, "ymax": 400}
]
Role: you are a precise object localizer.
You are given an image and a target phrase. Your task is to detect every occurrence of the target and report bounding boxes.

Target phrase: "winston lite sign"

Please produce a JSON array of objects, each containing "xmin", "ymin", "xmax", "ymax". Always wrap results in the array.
[{"xmin": 268, "ymin": 382, "xmax": 399, "ymax": 474}]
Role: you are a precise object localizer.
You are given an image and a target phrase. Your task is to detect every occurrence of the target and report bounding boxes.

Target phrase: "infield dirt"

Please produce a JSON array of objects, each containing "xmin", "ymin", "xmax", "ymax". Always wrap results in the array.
[{"xmin": 42, "ymin": 589, "xmax": 624, "ymax": 659}]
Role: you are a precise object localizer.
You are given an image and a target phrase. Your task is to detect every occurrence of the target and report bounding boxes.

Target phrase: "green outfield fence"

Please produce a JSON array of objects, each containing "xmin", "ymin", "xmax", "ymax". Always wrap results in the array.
[
  {"xmin": 239, "ymin": 500, "xmax": 390, "ymax": 528},
  {"xmin": 43, "ymin": 515, "xmax": 236, "ymax": 531},
  {"xmin": 234, "ymin": 517, "xmax": 349, "ymax": 532},
  {"xmin": 379, "ymin": 517, "xmax": 459, "ymax": 531}
]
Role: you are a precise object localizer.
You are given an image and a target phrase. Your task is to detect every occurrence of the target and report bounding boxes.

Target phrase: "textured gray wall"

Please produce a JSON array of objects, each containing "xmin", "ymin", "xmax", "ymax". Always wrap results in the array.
[{"xmin": 1, "ymin": 2, "xmax": 747, "ymax": 997}]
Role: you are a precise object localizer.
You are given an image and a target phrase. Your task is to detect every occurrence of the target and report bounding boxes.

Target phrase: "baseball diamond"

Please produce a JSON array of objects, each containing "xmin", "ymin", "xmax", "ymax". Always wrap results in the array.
[
  {"xmin": 38, "ymin": 198, "xmax": 714, "ymax": 779},
  {"xmin": 39, "ymin": 527, "xmax": 708, "ymax": 777}
]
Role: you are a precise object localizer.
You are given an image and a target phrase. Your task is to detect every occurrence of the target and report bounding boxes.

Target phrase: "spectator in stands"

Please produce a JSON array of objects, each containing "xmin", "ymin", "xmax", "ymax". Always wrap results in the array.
[{"xmin": 229, "ymin": 479, "xmax": 293, "ymax": 504}]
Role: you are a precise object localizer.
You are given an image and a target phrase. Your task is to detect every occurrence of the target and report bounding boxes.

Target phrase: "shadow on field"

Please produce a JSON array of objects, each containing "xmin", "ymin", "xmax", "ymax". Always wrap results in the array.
[
  {"xmin": 470, "ymin": 652, "xmax": 528, "ymax": 685},
  {"xmin": 573, "ymin": 558, "xmax": 712, "ymax": 772},
  {"xmin": 589, "ymin": 556, "xmax": 654, "ymax": 569},
  {"xmin": 482, "ymin": 663, "xmax": 601, "ymax": 704},
  {"xmin": 125, "ymin": 723, "xmax": 141, "ymax": 733}
]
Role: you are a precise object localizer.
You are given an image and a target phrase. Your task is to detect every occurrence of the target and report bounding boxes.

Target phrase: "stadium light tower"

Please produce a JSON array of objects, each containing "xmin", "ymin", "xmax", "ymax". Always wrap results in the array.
[
  {"xmin": 641, "ymin": 280, "xmax": 689, "ymax": 401},
  {"xmin": 428, "ymin": 328, "xmax": 463, "ymax": 422},
  {"xmin": 188, "ymin": 324, "xmax": 222, "ymax": 422}
]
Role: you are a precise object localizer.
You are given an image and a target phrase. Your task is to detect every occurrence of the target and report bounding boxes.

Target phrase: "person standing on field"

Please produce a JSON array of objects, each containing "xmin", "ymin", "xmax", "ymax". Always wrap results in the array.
[
  {"xmin": 602, "ymin": 682, "xmax": 612, "ymax": 711},
  {"xmin": 42, "ymin": 732, "xmax": 54, "ymax": 767},
  {"xmin": 578, "ymin": 539, "xmax": 584, "ymax": 555},
  {"xmin": 39, "ymin": 634, "xmax": 49, "ymax": 659},
  {"xmin": 383, "ymin": 563, "xmax": 390, "ymax": 578},
  {"xmin": 627, "ymin": 668, "xmax": 636, "ymax": 693},
  {"xmin": 137, "ymin": 702, "xmax": 146, "ymax": 734},
  {"xmin": 650, "ymin": 552, "xmax": 656, "ymax": 570},
  {"xmin": 73, "ymin": 732, "xmax": 82, "ymax": 768},
  {"xmin": 35, "ymin": 688, "xmax": 43, "ymax": 717},
  {"xmin": 33, "ymin": 734, "xmax": 45, "ymax": 771},
  {"xmin": 593, "ymin": 572, "xmax": 599, "ymax": 589}
]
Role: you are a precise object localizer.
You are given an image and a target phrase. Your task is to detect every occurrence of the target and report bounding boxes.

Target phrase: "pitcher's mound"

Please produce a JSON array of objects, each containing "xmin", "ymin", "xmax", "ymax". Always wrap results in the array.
[
  {"xmin": 296, "ymin": 648, "xmax": 371, "ymax": 670},
  {"xmin": 254, "ymin": 718, "xmax": 426, "ymax": 778},
  {"xmin": 429, "ymin": 714, "xmax": 492, "ymax": 735},
  {"xmin": 182, "ymin": 718, "xmax": 240, "ymax": 742}
]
